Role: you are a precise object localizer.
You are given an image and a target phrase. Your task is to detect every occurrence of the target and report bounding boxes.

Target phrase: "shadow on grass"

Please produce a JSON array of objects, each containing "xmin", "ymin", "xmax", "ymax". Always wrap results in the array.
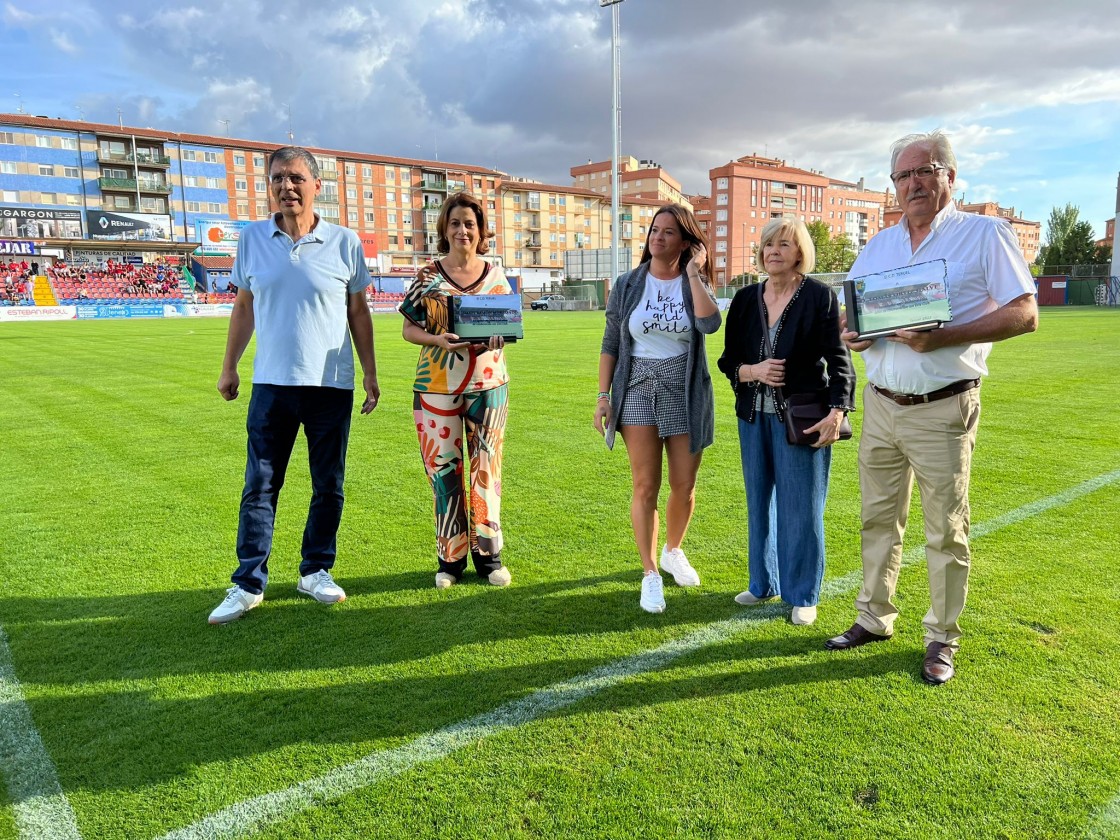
[{"xmin": 0, "ymin": 572, "xmax": 914, "ymax": 799}]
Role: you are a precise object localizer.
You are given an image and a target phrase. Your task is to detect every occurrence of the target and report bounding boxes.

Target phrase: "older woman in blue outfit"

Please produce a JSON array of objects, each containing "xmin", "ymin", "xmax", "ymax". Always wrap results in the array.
[
  {"xmin": 594, "ymin": 204, "xmax": 721, "ymax": 614},
  {"xmin": 717, "ymin": 218, "xmax": 855, "ymax": 626}
]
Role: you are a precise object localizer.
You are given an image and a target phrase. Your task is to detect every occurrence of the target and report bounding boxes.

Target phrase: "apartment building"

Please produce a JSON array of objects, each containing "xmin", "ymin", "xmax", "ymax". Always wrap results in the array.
[
  {"xmin": 706, "ymin": 154, "xmax": 890, "ymax": 283},
  {"xmin": 882, "ymin": 200, "xmax": 1041, "ymax": 263},
  {"xmin": 571, "ymin": 156, "xmax": 689, "ymax": 207},
  {"xmin": 0, "ymin": 112, "xmax": 502, "ymax": 269},
  {"xmin": 496, "ymin": 180, "xmax": 607, "ymax": 271}
]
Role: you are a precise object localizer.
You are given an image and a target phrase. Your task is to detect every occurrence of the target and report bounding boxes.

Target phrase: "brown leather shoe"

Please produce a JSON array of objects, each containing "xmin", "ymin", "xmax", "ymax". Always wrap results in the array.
[
  {"xmin": 922, "ymin": 642, "xmax": 955, "ymax": 684},
  {"xmin": 824, "ymin": 622, "xmax": 892, "ymax": 651}
]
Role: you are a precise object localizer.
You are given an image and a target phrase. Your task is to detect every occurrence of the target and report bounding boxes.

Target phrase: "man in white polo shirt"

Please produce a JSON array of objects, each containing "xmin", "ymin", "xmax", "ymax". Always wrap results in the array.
[
  {"xmin": 825, "ymin": 130, "xmax": 1038, "ymax": 684},
  {"xmin": 209, "ymin": 146, "xmax": 379, "ymax": 625}
]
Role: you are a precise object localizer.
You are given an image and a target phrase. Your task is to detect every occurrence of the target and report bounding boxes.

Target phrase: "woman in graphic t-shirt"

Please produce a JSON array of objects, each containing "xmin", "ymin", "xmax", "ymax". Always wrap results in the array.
[
  {"xmin": 594, "ymin": 204, "xmax": 721, "ymax": 613},
  {"xmin": 399, "ymin": 192, "xmax": 513, "ymax": 589}
]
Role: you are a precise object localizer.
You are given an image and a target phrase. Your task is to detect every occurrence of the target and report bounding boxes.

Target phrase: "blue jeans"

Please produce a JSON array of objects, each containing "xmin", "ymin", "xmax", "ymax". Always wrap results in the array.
[
  {"xmin": 738, "ymin": 413, "xmax": 831, "ymax": 607},
  {"xmin": 232, "ymin": 384, "xmax": 353, "ymax": 594}
]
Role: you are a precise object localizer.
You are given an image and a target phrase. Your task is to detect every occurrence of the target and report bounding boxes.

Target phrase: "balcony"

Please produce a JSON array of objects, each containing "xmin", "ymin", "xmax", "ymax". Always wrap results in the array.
[
  {"xmin": 525, "ymin": 217, "xmax": 541, "ymax": 230},
  {"xmin": 97, "ymin": 150, "xmax": 171, "ymax": 167},
  {"xmin": 318, "ymin": 168, "xmax": 338, "ymax": 180},
  {"xmin": 524, "ymin": 240, "xmax": 542, "ymax": 248},
  {"xmin": 317, "ymin": 194, "xmax": 339, "ymax": 204},
  {"xmin": 420, "ymin": 177, "xmax": 447, "ymax": 191},
  {"xmin": 99, "ymin": 177, "xmax": 172, "ymax": 195}
]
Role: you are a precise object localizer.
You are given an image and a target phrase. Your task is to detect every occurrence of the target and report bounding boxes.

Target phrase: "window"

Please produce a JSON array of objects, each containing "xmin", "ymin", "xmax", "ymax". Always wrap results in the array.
[
  {"xmin": 363, "ymin": 189, "xmax": 374, "ymax": 200},
  {"xmin": 386, "ymin": 167, "xmax": 395, "ymax": 182},
  {"xmin": 716, "ymin": 225, "xmax": 727, "ymax": 237},
  {"xmin": 715, "ymin": 241, "xmax": 727, "ymax": 252},
  {"xmin": 253, "ymin": 154, "xmax": 265, "ymax": 168},
  {"xmin": 402, "ymin": 190, "xmax": 411, "ymax": 205},
  {"xmin": 187, "ymin": 201, "xmax": 201, "ymax": 212},
  {"xmin": 716, "ymin": 209, "xmax": 727, "ymax": 221},
  {"xmin": 38, "ymin": 192, "xmax": 56, "ymax": 204},
  {"xmin": 256, "ymin": 202, "xmax": 268, "ymax": 217},
  {"xmin": 386, "ymin": 189, "xmax": 396, "ymax": 204},
  {"xmin": 208, "ymin": 202, "xmax": 222, "ymax": 213},
  {"xmin": 237, "ymin": 201, "xmax": 249, "ymax": 215},
  {"xmin": 36, "ymin": 136, "xmax": 53, "ymax": 148},
  {"xmin": 559, "ymin": 196, "xmax": 566, "ymax": 206},
  {"xmin": 346, "ymin": 188, "xmax": 356, "ymax": 200},
  {"xmin": 365, "ymin": 211, "xmax": 375, "ymax": 223},
  {"xmin": 345, "ymin": 163, "xmax": 356, "ymax": 176},
  {"xmin": 60, "ymin": 137, "xmax": 78, "ymax": 150},
  {"xmin": 235, "ymin": 178, "xmax": 247, "ymax": 191},
  {"xmin": 488, "ymin": 201, "xmax": 495, "ymax": 210},
  {"xmin": 255, "ymin": 178, "xmax": 266, "ymax": 192},
  {"xmin": 140, "ymin": 197, "xmax": 163, "ymax": 213},
  {"xmin": 348, "ymin": 210, "xmax": 358, "ymax": 224},
  {"xmin": 387, "ymin": 212, "xmax": 397, "ymax": 226},
  {"xmin": 0, "ymin": 162, "xmax": 16, "ymax": 174},
  {"xmin": 203, "ymin": 151, "xmax": 220, "ymax": 163},
  {"xmin": 717, "ymin": 193, "xmax": 728, "ymax": 205},
  {"xmin": 113, "ymin": 195, "xmax": 131, "ymax": 208},
  {"xmin": 233, "ymin": 154, "xmax": 245, "ymax": 166},
  {"xmin": 2, "ymin": 190, "xmax": 18, "ymax": 202},
  {"xmin": 64, "ymin": 167, "xmax": 79, "ymax": 178},
  {"xmin": 362, "ymin": 166, "xmax": 372, "ymax": 179},
  {"xmin": 549, "ymin": 233, "xmax": 557, "ymax": 242},
  {"xmin": 39, "ymin": 164, "xmax": 54, "ymax": 176},
  {"xmin": 400, "ymin": 168, "xmax": 410, "ymax": 184},
  {"xmin": 64, "ymin": 194, "xmax": 81, "ymax": 206},
  {"xmin": 207, "ymin": 177, "xmax": 223, "ymax": 189},
  {"xmin": 0, "ymin": 132, "xmax": 14, "ymax": 144},
  {"xmin": 717, "ymin": 177, "xmax": 728, "ymax": 189}
]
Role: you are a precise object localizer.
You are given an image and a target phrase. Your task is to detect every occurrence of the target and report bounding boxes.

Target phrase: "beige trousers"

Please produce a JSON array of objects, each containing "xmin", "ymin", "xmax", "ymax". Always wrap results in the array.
[{"xmin": 854, "ymin": 383, "xmax": 981, "ymax": 649}]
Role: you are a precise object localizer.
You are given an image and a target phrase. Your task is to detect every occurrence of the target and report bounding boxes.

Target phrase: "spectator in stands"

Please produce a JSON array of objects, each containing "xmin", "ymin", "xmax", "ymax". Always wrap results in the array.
[
  {"xmin": 399, "ymin": 192, "xmax": 514, "ymax": 590},
  {"xmin": 208, "ymin": 145, "xmax": 380, "ymax": 625},
  {"xmin": 593, "ymin": 204, "xmax": 720, "ymax": 613}
]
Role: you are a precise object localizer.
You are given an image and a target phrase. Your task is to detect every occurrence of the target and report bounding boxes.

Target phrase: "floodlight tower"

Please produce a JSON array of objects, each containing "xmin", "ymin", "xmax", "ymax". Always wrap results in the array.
[{"xmin": 601, "ymin": 0, "xmax": 624, "ymax": 278}]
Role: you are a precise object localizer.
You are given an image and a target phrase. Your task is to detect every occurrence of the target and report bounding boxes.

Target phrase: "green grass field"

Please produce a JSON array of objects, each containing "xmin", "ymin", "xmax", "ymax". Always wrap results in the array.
[{"xmin": 1, "ymin": 308, "xmax": 1119, "ymax": 840}]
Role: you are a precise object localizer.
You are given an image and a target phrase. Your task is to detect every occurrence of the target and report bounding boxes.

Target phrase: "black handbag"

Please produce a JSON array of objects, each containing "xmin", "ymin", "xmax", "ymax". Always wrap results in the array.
[{"xmin": 757, "ymin": 284, "xmax": 851, "ymax": 447}]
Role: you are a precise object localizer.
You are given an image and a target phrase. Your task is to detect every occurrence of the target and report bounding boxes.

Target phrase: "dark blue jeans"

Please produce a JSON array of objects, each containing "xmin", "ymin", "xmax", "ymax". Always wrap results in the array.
[
  {"xmin": 738, "ymin": 413, "xmax": 831, "ymax": 607},
  {"xmin": 232, "ymin": 384, "xmax": 353, "ymax": 594}
]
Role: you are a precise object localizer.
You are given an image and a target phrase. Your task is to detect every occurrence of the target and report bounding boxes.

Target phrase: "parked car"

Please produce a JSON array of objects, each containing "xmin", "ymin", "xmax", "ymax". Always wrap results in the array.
[{"xmin": 531, "ymin": 294, "xmax": 565, "ymax": 311}]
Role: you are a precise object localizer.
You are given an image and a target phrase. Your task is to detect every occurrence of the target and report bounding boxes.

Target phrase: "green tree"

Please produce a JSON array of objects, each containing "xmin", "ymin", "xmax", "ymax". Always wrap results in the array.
[
  {"xmin": 806, "ymin": 220, "xmax": 857, "ymax": 273},
  {"xmin": 1037, "ymin": 204, "xmax": 1101, "ymax": 269}
]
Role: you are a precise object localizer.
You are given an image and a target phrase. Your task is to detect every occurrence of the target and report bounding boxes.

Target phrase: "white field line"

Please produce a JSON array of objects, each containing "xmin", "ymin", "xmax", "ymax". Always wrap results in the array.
[
  {"xmin": 1086, "ymin": 795, "xmax": 1120, "ymax": 840},
  {"xmin": 0, "ymin": 627, "xmax": 82, "ymax": 840},
  {"xmin": 160, "ymin": 468, "xmax": 1120, "ymax": 840}
]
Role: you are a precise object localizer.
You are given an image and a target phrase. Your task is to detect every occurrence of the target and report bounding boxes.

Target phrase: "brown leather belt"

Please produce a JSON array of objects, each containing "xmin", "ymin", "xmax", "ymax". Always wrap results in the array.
[{"xmin": 872, "ymin": 378, "xmax": 979, "ymax": 406}]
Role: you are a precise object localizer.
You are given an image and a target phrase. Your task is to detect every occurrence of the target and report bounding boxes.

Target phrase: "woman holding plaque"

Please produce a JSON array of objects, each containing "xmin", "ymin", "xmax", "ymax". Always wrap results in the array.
[
  {"xmin": 717, "ymin": 218, "xmax": 855, "ymax": 625},
  {"xmin": 594, "ymin": 204, "xmax": 721, "ymax": 614},
  {"xmin": 399, "ymin": 192, "xmax": 513, "ymax": 589}
]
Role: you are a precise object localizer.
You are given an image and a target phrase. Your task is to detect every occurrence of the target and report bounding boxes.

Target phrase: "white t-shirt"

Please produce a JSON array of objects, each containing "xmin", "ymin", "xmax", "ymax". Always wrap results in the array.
[
  {"xmin": 629, "ymin": 274, "xmax": 692, "ymax": 359},
  {"xmin": 848, "ymin": 202, "xmax": 1036, "ymax": 394}
]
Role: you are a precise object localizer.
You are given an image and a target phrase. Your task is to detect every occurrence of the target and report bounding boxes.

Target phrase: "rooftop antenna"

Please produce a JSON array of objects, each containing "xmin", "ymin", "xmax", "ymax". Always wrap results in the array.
[
  {"xmin": 75, "ymin": 104, "xmax": 84, "ymax": 120},
  {"xmin": 117, "ymin": 108, "xmax": 124, "ymax": 129},
  {"xmin": 14, "ymin": 92, "xmax": 24, "ymax": 114},
  {"xmin": 218, "ymin": 118, "xmax": 230, "ymax": 137},
  {"xmin": 281, "ymin": 103, "xmax": 294, "ymax": 142}
]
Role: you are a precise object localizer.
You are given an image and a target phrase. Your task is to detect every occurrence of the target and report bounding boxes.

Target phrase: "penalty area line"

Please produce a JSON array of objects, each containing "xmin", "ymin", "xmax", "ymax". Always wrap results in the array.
[{"xmin": 160, "ymin": 467, "xmax": 1120, "ymax": 840}]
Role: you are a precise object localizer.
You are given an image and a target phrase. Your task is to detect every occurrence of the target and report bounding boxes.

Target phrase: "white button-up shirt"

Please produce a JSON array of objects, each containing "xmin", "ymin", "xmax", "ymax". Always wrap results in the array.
[{"xmin": 849, "ymin": 202, "xmax": 1036, "ymax": 394}]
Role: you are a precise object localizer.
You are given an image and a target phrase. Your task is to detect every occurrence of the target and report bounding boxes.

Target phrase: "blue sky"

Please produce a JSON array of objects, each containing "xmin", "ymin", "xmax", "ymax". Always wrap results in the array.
[{"xmin": 3, "ymin": 0, "xmax": 1118, "ymax": 240}]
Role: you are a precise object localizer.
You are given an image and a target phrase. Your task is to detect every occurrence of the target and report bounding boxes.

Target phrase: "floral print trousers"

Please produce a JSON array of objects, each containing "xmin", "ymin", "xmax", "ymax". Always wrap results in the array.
[{"xmin": 413, "ymin": 385, "xmax": 507, "ymax": 578}]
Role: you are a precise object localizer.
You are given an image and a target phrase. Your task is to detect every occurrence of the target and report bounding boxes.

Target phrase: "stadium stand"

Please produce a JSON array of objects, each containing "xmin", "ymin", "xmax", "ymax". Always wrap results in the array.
[
  {"xmin": 1, "ymin": 262, "xmax": 34, "ymax": 306},
  {"xmin": 48, "ymin": 260, "xmax": 187, "ymax": 305}
]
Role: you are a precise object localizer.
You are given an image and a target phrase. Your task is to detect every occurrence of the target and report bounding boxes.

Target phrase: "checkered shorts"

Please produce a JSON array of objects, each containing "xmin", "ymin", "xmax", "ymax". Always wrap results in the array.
[{"xmin": 619, "ymin": 353, "xmax": 689, "ymax": 438}]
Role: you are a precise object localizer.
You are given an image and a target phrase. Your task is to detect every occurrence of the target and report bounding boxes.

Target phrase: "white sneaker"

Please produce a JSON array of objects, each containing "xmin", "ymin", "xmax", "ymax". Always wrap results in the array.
[
  {"xmin": 640, "ymin": 572, "xmax": 666, "ymax": 613},
  {"xmin": 208, "ymin": 586, "xmax": 263, "ymax": 625},
  {"xmin": 734, "ymin": 590, "xmax": 775, "ymax": 606},
  {"xmin": 791, "ymin": 606, "xmax": 818, "ymax": 626},
  {"xmin": 487, "ymin": 567, "xmax": 512, "ymax": 587},
  {"xmin": 660, "ymin": 546, "xmax": 700, "ymax": 587},
  {"xmin": 435, "ymin": 572, "xmax": 457, "ymax": 589},
  {"xmin": 296, "ymin": 570, "xmax": 346, "ymax": 604}
]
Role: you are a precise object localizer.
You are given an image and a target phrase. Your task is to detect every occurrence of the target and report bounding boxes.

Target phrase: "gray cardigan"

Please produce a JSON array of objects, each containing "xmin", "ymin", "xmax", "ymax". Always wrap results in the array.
[{"xmin": 600, "ymin": 262, "xmax": 722, "ymax": 454}]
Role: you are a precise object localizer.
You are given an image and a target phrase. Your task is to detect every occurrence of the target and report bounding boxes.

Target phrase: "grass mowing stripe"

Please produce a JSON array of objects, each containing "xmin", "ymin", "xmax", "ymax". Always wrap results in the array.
[
  {"xmin": 160, "ymin": 467, "xmax": 1120, "ymax": 840},
  {"xmin": 0, "ymin": 629, "xmax": 82, "ymax": 840},
  {"xmin": 1087, "ymin": 796, "xmax": 1120, "ymax": 840}
]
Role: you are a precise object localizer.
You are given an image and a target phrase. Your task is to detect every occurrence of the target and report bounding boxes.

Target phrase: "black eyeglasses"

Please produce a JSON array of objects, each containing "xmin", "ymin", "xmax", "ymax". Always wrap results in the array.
[{"xmin": 890, "ymin": 165, "xmax": 947, "ymax": 185}]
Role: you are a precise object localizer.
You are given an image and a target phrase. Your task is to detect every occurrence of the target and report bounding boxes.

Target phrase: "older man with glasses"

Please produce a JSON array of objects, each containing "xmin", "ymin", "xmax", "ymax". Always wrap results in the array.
[
  {"xmin": 825, "ymin": 130, "xmax": 1038, "ymax": 684},
  {"xmin": 209, "ymin": 145, "xmax": 380, "ymax": 624}
]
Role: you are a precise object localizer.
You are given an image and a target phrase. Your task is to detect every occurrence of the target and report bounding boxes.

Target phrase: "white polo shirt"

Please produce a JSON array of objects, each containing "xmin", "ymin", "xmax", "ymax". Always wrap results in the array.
[{"xmin": 849, "ymin": 202, "xmax": 1035, "ymax": 394}]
